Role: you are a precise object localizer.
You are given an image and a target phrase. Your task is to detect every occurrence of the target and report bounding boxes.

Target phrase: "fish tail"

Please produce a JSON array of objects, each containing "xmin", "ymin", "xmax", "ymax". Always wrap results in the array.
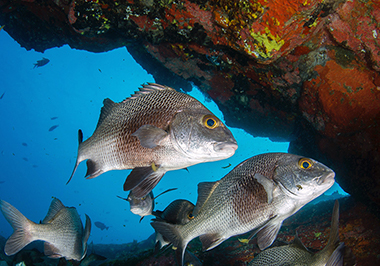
[
  {"xmin": 0, "ymin": 200, "xmax": 35, "ymax": 255},
  {"xmin": 151, "ymin": 221, "xmax": 186, "ymax": 266}
]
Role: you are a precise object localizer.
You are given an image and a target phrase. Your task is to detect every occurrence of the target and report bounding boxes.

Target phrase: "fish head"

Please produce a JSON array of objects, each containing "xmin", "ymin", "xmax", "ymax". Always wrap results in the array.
[
  {"xmin": 170, "ymin": 110, "xmax": 238, "ymax": 162},
  {"xmin": 273, "ymin": 154, "xmax": 335, "ymax": 201},
  {"xmin": 162, "ymin": 199, "xmax": 195, "ymax": 225},
  {"xmin": 128, "ymin": 191, "xmax": 154, "ymax": 217}
]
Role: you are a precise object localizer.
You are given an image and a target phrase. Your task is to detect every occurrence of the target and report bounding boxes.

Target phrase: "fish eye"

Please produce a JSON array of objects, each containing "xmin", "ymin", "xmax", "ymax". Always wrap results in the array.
[
  {"xmin": 202, "ymin": 115, "xmax": 220, "ymax": 129},
  {"xmin": 298, "ymin": 158, "xmax": 313, "ymax": 169},
  {"xmin": 187, "ymin": 212, "xmax": 194, "ymax": 220}
]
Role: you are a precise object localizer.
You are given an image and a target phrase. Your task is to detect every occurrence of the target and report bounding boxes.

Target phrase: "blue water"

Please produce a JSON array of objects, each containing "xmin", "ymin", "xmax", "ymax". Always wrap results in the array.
[{"xmin": 0, "ymin": 31, "xmax": 348, "ymax": 245}]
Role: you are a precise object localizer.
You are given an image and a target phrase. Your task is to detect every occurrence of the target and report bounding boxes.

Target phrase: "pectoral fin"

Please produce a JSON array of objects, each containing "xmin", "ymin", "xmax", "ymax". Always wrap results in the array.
[
  {"xmin": 256, "ymin": 220, "xmax": 283, "ymax": 250},
  {"xmin": 131, "ymin": 125, "xmax": 168, "ymax": 149},
  {"xmin": 253, "ymin": 173, "xmax": 274, "ymax": 204}
]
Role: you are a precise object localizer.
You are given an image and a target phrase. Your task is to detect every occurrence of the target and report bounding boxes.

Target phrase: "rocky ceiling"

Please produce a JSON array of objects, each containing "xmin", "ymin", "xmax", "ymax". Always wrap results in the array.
[{"xmin": 1, "ymin": 0, "xmax": 380, "ymax": 211}]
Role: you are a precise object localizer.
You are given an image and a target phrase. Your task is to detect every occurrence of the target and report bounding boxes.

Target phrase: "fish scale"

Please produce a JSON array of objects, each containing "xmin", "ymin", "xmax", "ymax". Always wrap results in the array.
[
  {"xmin": 69, "ymin": 83, "xmax": 238, "ymax": 198},
  {"xmin": 151, "ymin": 152, "xmax": 335, "ymax": 266}
]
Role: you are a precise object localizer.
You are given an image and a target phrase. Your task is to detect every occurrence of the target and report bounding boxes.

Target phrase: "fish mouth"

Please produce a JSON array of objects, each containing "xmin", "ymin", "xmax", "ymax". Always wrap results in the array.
[
  {"xmin": 214, "ymin": 142, "xmax": 238, "ymax": 154},
  {"xmin": 317, "ymin": 171, "xmax": 335, "ymax": 185}
]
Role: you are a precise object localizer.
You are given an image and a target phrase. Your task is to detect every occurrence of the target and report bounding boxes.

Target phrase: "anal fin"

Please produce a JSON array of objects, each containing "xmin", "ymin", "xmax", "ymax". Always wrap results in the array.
[
  {"xmin": 199, "ymin": 233, "xmax": 225, "ymax": 251},
  {"xmin": 85, "ymin": 159, "xmax": 104, "ymax": 179},
  {"xmin": 44, "ymin": 242, "xmax": 62, "ymax": 258}
]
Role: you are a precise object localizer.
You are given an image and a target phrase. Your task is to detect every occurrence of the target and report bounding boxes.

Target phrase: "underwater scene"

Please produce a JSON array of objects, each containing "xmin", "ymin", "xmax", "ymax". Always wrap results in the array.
[{"xmin": 1, "ymin": 0, "xmax": 380, "ymax": 265}]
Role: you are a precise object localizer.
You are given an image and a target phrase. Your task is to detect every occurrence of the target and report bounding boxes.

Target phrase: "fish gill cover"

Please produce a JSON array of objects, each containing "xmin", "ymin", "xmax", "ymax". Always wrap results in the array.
[{"xmin": 0, "ymin": 29, "xmax": 348, "ymax": 261}]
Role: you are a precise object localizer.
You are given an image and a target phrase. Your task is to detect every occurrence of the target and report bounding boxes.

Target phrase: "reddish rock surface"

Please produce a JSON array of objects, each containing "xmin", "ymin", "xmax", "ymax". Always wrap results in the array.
[{"xmin": 1, "ymin": 0, "xmax": 380, "ymax": 216}]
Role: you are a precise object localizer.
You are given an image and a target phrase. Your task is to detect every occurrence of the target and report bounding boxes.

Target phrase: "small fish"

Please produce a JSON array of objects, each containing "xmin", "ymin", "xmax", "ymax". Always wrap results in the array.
[
  {"xmin": 98, "ymin": 69, "xmax": 102, "ymax": 73},
  {"xmin": 21, "ymin": 142, "xmax": 28, "ymax": 147},
  {"xmin": 49, "ymin": 125, "xmax": 59, "ymax": 131},
  {"xmin": 0, "ymin": 198, "xmax": 91, "ymax": 261},
  {"xmin": 50, "ymin": 116, "xmax": 58, "ymax": 120},
  {"xmin": 222, "ymin": 163, "xmax": 231, "ymax": 169},
  {"xmin": 118, "ymin": 188, "xmax": 177, "ymax": 222},
  {"xmin": 152, "ymin": 199, "xmax": 195, "ymax": 250},
  {"xmin": 249, "ymin": 200, "xmax": 355, "ymax": 266},
  {"xmin": 151, "ymin": 153, "xmax": 335, "ymax": 266},
  {"xmin": 0, "ymin": 92, "xmax": 5, "ymax": 99},
  {"xmin": 33, "ymin": 57, "xmax": 50, "ymax": 68},
  {"xmin": 22, "ymin": 157, "xmax": 28, "ymax": 162},
  {"xmin": 68, "ymin": 83, "xmax": 237, "ymax": 198},
  {"xmin": 94, "ymin": 221, "xmax": 109, "ymax": 231},
  {"xmin": 0, "ymin": 181, "xmax": 5, "ymax": 184}
]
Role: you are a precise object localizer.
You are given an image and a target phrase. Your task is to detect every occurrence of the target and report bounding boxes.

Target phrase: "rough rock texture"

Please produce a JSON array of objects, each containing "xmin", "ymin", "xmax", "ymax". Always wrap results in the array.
[{"xmin": 1, "ymin": 1, "xmax": 380, "ymax": 210}]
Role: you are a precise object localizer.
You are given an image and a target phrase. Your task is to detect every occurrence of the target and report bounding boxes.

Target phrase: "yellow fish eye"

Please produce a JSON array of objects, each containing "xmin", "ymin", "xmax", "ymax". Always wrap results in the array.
[
  {"xmin": 187, "ymin": 212, "xmax": 195, "ymax": 220},
  {"xmin": 298, "ymin": 158, "xmax": 313, "ymax": 169},
  {"xmin": 202, "ymin": 115, "xmax": 220, "ymax": 129}
]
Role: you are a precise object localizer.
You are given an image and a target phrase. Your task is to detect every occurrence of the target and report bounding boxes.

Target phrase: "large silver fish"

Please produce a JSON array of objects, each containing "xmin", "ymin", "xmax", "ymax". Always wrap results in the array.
[
  {"xmin": 0, "ymin": 198, "xmax": 91, "ymax": 261},
  {"xmin": 68, "ymin": 83, "xmax": 237, "ymax": 197},
  {"xmin": 151, "ymin": 153, "xmax": 335, "ymax": 266},
  {"xmin": 249, "ymin": 200, "xmax": 354, "ymax": 266}
]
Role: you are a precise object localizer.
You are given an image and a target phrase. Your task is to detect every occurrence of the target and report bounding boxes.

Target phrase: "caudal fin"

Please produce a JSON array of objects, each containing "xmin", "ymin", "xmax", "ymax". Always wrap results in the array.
[
  {"xmin": 0, "ymin": 200, "xmax": 34, "ymax": 255},
  {"xmin": 151, "ymin": 221, "xmax": 186, "ymax": 266}
]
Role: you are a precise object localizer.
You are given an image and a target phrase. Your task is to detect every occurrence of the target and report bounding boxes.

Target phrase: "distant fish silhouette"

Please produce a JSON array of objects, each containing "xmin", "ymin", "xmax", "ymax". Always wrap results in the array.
[
  {"xmin": 22, "ymin": 157, "xmax": 28, "ymax": 162},
  {"xmin": 0, "ymin": 181, "xmax": 5, "ymax": 184},
  {"xmin": 0, "ymin": 92, "xmax": 4, "ymax": 100},
  {"xmin": 50, "ymin": 116, "xmax": 58, "ymax": 120},
  {"xmin": 94, "ymin": 221, "xmax": 109, "ymax": 231},
  {"xmin": 21, "ymin": 142, "xmax": 28, "ymax": 147},
  {"xmin": 33, "ymin": 58, "xmax": 50, "ymax": 68},
  {"xmin": 222, "ymin": 163, "xmax": 231, "ymax": 169},
  {"xmin": 49, "ymin": 125, "xmax": 59, "ymax": 132}
]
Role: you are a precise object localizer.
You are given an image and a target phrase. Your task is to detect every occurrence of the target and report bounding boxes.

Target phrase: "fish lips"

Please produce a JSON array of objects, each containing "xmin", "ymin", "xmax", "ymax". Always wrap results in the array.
[
  {"xmin": 317, "ymin": 171, "xmax": 335, "ymax": 185},
  {"xmin": 213, "ymin": 141, "xmax": 238, "ymax": 156}
]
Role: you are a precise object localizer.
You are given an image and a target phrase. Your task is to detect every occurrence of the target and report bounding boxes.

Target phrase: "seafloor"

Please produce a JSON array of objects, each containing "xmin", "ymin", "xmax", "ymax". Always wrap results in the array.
[{"xmin": 0, "ymin": 196, "xmax": 379, "ymax": 266}]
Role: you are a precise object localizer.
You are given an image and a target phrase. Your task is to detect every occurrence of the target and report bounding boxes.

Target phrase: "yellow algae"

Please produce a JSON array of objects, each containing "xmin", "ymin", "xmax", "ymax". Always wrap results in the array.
[
  {"xmin": 308, "ymin": 18, "xmax": 319, "ymax": 27},
  {"xmin": 238, "ymin": 238, "xmax": 250, "ymax": 244},
  {"xmin": 249, "ymin": 28, "xmax": 284, "ymax": 58}
]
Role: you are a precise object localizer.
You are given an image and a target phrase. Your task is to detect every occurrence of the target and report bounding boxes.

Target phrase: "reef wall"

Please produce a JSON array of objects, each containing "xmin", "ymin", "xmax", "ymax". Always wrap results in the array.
[{"xmin": 1, "ymin": 0, "xmax": 380, "ymax": 210}]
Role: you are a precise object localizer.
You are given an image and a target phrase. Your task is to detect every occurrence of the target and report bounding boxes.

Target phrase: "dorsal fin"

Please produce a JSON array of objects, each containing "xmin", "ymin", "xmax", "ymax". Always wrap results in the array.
[
  {"xmin": 193, "ymin": 181, "xmax": 219, "ymax": 216},
  {"xmin": 42, "ymin": 198, "xmax": 66, "ymax": 224},
  {"xmin": 290, "ymin": 232, "xmax": 310, "ymax": 252},
  {"xmin": 323, "ymin": 200, "xmax": 340, "ymax": 251},
  {"xmin": 96, "ymin": 98, "xmax": 118, "ymax": 129},
  {"xmin": 122, "ymin": 83, "xmax": 175, "ymax": 103}
]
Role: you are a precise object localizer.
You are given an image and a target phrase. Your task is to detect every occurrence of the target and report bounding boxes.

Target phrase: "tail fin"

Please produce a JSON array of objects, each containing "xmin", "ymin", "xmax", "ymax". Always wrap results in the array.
[
  {"xmin": 0, "ymin": 200, "xmax": 34, "ymax": 255},
  {"xmin": 151, "ymin": 221, "xmax": 186, "ymax": 266},
  {"xmin": 66, "ymin": 129, "xmax": 84, "ymax": 185}
]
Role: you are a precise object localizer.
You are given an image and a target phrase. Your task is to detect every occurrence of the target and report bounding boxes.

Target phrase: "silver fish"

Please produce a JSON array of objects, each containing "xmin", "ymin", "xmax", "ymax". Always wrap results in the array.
[
  {"xmin": 151, "ymin": 153, "xmax": 335, "ymax": 266},
  {"xmin": 68, "ymin": 83, "xmax": 237, "ymax": 198},
  {"xmin": 152, "ymin": 199, "xmax": 195, "ymax": 250},
  {"xmin": 249, "ymin": 200, "xmax": 352, "ymax": 266},
  {"xmin": 0, "ymin": 198, "xmax": 91, "ymax": 261},
  {"xmin": 117, "ymin": 188, "xmax": 177, "ymax": 222}
]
